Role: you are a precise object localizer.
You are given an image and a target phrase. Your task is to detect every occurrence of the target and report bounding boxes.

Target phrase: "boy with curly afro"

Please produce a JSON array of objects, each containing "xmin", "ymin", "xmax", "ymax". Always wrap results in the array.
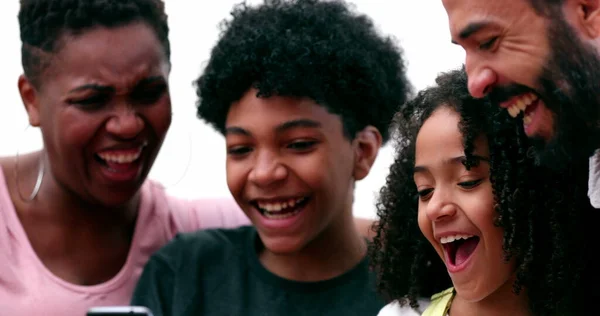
[{"xmin": 131, "ymin": 0, "xmax": 411, "ymax": 315}]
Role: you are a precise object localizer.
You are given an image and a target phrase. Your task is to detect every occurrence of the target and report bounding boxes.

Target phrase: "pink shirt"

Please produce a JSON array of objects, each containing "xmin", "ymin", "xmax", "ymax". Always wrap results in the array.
[{"xmin": 0, "ymin": 169, "xmax": 250, "ymax": 315}]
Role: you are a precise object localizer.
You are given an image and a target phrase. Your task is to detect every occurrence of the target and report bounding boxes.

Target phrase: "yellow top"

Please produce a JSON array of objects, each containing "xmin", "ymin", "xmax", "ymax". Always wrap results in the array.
[{"xmin": 422, "ymin": 287, "xmax": 455, "ymax": 316}]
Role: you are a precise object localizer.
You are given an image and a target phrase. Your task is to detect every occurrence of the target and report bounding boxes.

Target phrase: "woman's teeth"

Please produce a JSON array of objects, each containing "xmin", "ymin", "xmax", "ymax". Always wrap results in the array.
[{"xmin": 97, "ymin": 147, "xmax": 143, "ymax": 164}]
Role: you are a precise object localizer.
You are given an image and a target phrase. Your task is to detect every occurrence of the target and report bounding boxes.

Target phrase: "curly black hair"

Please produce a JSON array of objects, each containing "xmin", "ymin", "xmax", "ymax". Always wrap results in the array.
[
  {"xmin": 370, "ymin": 67, "xmax": 598, "ymax": 315},
  {"xmin": 195, "ymin": 0, "xmax": 411, "ymax": 142},
  {"xmin": 18, "ymin": 0, "xmax": 170, "ymax": 87}
]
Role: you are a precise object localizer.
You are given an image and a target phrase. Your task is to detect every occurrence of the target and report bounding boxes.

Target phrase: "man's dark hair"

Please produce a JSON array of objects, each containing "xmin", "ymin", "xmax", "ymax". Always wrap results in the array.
[
  {"xmin": 195, "ymin": 0, "xmax": 411, "ymax": 142},
  {"xmin": 527, "ymin": 0, "xmax": 564, "ymax": 16},
  {"xmin": 18, "ymin": 0, "xmax": 170, "ymax": 87}
]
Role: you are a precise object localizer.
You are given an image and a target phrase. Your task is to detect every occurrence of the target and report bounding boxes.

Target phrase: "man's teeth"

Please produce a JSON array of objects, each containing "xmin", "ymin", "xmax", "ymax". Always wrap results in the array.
[
  {"xmin": 507, "ymin": 93, "xmax": 538, "ymax": 118},
  {"xmin": 258, "ymin": 197, "xmax": 306, "ymax": 212},
  {"xmin": 98, "ymin": 149, "xmax": 142, "ymax": 163},
  {"xmin": 440, "ymin": 234, "xmax": 474, "ymax": 244}
]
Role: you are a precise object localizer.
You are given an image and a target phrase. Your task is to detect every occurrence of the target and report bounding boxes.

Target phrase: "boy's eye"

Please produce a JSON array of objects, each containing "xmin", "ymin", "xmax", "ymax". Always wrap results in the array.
[
  {"xmin": 227, "ymin": 146, "xmax": 253, "ymax": 156},
  {"xmin": 287, "ymin": 140, "xmax": 318, "ymax": 151}
]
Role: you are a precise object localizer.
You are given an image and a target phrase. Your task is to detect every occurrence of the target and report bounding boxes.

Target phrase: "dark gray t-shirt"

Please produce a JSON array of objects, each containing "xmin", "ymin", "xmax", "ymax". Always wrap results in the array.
[{"xmin": 131, "ymin": 226, "xmax": 385, "ymax": 316}]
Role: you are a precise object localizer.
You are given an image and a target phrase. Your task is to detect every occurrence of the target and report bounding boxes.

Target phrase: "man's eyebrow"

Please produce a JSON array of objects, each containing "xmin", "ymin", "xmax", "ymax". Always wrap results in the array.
[{"xmin": 451, "ymin": 21, "xmax": 492, "ymax": 44}]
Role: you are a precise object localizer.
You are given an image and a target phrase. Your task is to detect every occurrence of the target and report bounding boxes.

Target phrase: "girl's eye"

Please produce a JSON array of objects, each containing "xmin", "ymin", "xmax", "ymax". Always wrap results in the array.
[
  {"xmin": 417, "ymin": 188, "xmax": 433, "ymax": 201},
  {"xmin": 458, "ymin": 179, "xmax": 483, "ymax": 189}
]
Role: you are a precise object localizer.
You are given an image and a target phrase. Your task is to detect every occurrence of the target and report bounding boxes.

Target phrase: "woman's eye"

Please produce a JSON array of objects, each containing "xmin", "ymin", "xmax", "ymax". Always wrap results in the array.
[{"xmin": 68, "ymin": 95, "xmax": 110, "ymax": 109}]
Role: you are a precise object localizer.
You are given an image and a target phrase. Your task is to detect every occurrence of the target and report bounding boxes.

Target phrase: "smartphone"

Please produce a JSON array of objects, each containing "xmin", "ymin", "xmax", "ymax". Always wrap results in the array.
[{"xmin": 87, "ymin": 306, "xmax": 154, "ymax": 316}]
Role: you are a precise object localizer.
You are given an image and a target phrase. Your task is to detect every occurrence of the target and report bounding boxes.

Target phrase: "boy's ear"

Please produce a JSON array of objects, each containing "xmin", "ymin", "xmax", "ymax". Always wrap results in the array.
[{"xmin": 352, "ymin": 126, "xmax": 382, "ymax": 181}]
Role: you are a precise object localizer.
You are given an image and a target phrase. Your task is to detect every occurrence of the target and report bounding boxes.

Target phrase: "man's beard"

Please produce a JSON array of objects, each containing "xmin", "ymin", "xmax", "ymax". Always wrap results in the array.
[{"xmin": 488, "ymin": 15, "xmax": 600, "ymax": 169}]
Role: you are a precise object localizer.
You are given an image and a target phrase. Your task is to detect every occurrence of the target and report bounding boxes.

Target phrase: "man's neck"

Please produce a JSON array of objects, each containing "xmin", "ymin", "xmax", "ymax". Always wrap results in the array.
[{"xmin": 258, "ymin": 211, "xmax": 366, "ymax": 282}]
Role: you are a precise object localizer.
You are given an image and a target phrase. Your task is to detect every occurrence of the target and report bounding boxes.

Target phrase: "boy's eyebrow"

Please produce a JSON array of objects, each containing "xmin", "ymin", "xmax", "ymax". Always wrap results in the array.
[
  {"xmin": 224, "ymin": 126, "xmax": 251, "ymax": 136},
  {"xmin": 275, "ymin": 119, "xmax": 322, "ymax": 133},
  {"xmin": 224, "ymin": 119, "xmax": 322, "ymax": 136}
]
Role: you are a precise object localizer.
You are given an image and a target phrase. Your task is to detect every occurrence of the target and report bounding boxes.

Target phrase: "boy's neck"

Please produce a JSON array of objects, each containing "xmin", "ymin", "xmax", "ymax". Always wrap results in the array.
[{"xmin": 258, "ymin": 210, "xmax": 367, "ymax": 282}]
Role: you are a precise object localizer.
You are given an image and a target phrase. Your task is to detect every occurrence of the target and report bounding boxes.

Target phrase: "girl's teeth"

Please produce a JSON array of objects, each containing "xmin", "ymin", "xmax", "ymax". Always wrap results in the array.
[{"xmin": 440, "ymin": 234, "xmax": 474, "ymax": 244}]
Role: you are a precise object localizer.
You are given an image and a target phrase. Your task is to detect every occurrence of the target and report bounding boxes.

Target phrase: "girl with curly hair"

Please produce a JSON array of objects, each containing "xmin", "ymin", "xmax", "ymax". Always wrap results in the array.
[{"xmin": 372, "ymin": 68, "xmax": 597, "ymax": 316}]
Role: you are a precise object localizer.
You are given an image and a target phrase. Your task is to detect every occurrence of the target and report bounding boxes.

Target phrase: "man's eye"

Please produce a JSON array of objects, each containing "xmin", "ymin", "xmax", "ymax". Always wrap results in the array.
[{"xmin": 479, "ymin": 37, "xmax": 498, "ymax": 50}]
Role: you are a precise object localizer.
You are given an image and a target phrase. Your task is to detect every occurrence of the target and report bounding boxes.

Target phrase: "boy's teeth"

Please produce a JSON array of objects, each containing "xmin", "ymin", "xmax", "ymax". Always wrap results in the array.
[
  {"xmin": 262, "ymin": 208, "xmax": 303, "ymax": 220},
  {"xmin": 440, "ymin": 234, "xmax": 474, "ymax": 244},
  {"xmin": 258, "ymin": 197, "xmax": 305, "ymax": 213},
  {"xmin": 523, "ymin": 114, "xmax": 532, "ymax": 125}
]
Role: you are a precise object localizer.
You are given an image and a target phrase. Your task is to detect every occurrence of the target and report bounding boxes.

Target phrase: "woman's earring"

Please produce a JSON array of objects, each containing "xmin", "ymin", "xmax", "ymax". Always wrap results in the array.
[{"xmin": 14, "ymin": 125, "xmax": 44, "ymax": 202}]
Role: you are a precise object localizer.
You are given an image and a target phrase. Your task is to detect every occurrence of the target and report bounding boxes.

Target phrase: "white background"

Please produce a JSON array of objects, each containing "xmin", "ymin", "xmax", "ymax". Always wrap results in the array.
[{"xmin": 0, "ymin": 0, "xmax": 464, "ymax": 219}]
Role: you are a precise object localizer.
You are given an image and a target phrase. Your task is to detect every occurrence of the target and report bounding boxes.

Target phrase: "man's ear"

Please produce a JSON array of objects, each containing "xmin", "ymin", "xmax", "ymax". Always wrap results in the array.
[
  {"xmin": 352, "ymin": 126, "xmax": 383, "ymax": 181},
  {"xmin": 564, "ymin": 0, "xmax": 600, "ymax": 38},
  {"xmin": 18, "ymin": 75, "xmax": 41, "ymax": 127}
]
